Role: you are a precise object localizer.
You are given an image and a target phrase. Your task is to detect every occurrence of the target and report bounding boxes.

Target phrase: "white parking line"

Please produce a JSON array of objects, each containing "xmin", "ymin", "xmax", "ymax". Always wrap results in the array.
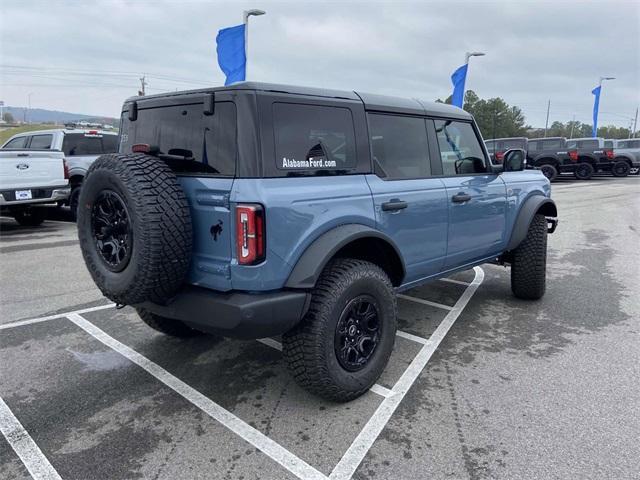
[
  {"xmin": 0, "ymin": 303, "xmax": 115, "ymax": 331},
  {"xmin": 329, "ymin": 266, "xmax": 484, "ymax": 480},
  {"xmin": 395, "ymin": 330, "xmax": 432, "ymax": 345},
  {"xmin": 368, "ymin": 384, "xmax": 395, "ymax": 398},
  {"xmin": 0, "ymin": 396, "xmax": 62, "ymax": 480},
  {"xmin": 397, "ymin": 294, "xmax": 453, "ymax": 311},
  {"xmin": 66, "ymin": 313, "xmax": 328, "ymax": 480},
  {"xmin": 439, "ymin": 277, "xmax": 471, "ymax": 286}
]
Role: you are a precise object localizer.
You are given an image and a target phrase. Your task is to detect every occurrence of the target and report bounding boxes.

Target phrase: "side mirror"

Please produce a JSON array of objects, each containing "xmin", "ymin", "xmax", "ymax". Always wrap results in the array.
[{"xmin": 503, "ymin": 148, "xmax": 526, "ymax": 172}]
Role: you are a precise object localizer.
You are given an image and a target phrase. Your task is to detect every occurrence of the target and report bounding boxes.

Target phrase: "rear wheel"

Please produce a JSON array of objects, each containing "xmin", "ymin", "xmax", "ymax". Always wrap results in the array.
[
  {"xmin": 68, "ymin": 185, "xmax": 81, "ymax": 222},
  {"xmin": 14, "ymin": 208, "xmax": 46, "ymax": 227},
  {"xmin": 511, "ymin": 214, "xmax": 547, "ymax": 300},
  {"xmin": 574, "ymin": 162, "xmax": 594, "ymax": 180},
  {"xmin": 539, "ymin": 164, "xmax": 558, "ymax": 182},
  {"xmin": 136, "ymin": 308, "xmax": 205, "ymax": 337},
  {"xmin": 283, "ymin": 259, "xmax": 397, "ymax": 402},
  {"xmin": 611, "ymin": 160, "xmax": 630, "ymax": 177}
]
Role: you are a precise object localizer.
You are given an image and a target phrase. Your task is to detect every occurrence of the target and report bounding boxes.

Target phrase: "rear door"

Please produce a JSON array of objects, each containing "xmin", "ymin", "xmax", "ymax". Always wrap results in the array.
[
  {"xmin": 366, "ymin": 113, "xmax": 448, "ymax": 283},
  {"xmin": 431, "ymin": 119, "xmax": 507, "ymax": 268},
  {"xmin": 119, "ymin": 94, "xmax": 238, "ymax": 291}
]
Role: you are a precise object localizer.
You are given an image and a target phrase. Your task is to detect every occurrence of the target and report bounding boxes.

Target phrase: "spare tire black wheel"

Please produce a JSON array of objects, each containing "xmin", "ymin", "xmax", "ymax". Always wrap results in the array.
[
  {"xmin": 77, "ymin": 153, "xmax": 192, "ymax": 305},
  {"xmin": 574, "ymin": 162, "xmax": 594, "ymax": 180},
  {"xmin": 611, "ymin": 160, "xmax": 630, "ymax": 177},
  {"xmin": 540, "ymin": 164, "xmax": 558, "ymax": 182}
]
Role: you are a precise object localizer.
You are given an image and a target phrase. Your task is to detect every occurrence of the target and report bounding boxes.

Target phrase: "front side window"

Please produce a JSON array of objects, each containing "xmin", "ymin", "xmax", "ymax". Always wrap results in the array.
[
  {"xmin": 434, "ymin": 120, "xmax": 487, "ymax": 175},
  {"xmin": 618, "ymin": 140, "xmax": 640, "ymax": 149},
  {"xmin": 3, "ymin": 136, "xmax": 28, "ymax": 149},
  {"xmin": 368, "ymin": 113, "xmax": 431, "ymax": 179},
  {"xmin": 273, "ymin": 103, "xmax": 356, "ymax": 172},
  {"xmin": 29, "ymin": 135, "xmax": 53, "ymax": 150}
]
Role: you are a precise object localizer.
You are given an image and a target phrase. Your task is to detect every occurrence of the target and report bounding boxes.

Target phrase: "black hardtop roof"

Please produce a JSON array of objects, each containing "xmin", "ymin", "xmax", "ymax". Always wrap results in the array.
[
  {"xmin": 124, "ymin": 81, "xmax": 471, "ymax": 119},
  {"xmin": 485, "ymin": 137, "xmax": 528, "ymax": 142},
  {"xmin": 528, "ymin": 136, "xmax": 566, "ymax": 142}
]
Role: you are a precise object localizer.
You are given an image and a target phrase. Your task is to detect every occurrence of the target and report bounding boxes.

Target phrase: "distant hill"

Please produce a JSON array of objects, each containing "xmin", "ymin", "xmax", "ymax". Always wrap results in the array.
[{"xmin": 2, "ymin": 106, "xmax": 118, "ymax": 126}]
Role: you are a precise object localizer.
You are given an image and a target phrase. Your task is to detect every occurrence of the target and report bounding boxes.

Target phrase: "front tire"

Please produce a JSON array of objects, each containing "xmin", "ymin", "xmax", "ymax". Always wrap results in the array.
[
  {"xmin": 136, "ymin": 308, "xmax": 205, "ymax": 337},
  {"xmin": 539, "ymin": 164, "xmax": 558, "ymax": 182},
  {"xmin": 611, "ymin": 160, "xmax": 630, "ymax": 177},
  {"xmin": 283, "ymin": 259, "xmax": 397, "ymax": 402},
  {"xmin": 574, "ymin": 162, "xmax": 594, "ymax": 180},
  {"xmin": 511, "ymin": 214, "xmax": 547, "ymax": 300}
]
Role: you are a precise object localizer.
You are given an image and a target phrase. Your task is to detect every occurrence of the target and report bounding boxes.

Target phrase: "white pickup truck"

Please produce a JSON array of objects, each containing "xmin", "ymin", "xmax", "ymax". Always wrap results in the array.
[
  {"xmin": 2, "ymin": 127, "xmax": 118, "ymax": 218},
  {"xmin": 0, "ymin": 150, "xmax": 70, "ymax": 226}
]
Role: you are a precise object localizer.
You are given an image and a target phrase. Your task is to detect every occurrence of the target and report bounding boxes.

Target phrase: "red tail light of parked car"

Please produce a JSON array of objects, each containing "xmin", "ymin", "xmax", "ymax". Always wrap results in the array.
[
  {"xmin": 236, "ymin": 204, "xmax": 265, "ymax": 265},
  {"xmin": 569, "ymin": 150, "xmax": 579, "ymax": 162}
]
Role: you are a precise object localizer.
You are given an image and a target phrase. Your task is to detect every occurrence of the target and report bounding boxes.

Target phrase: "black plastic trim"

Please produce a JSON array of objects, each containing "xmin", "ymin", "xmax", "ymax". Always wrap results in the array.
[{"xmin": 506, "ymin": 196, "xmax": 558, "ymax": 251}]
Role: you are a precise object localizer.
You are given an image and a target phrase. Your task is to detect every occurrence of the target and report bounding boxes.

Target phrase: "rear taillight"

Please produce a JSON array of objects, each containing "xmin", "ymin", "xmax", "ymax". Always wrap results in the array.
[
  {"xmin": 495, "ymin": 151, "xmax": 505, "ymax": 163},
  {"xmin": 569, "ymin": 150, "xmax": 578, "ymax": 161},
  {"xmin": 236, "ymin": 204, "xmax": 265, "ymax": 265},
  {"xmin": 605, "ymin": 149, "xmax": 614, "ymax": 159},
  {"xmin": 63, "ymin": 159, "xmax": 70, "ymax": 179}
]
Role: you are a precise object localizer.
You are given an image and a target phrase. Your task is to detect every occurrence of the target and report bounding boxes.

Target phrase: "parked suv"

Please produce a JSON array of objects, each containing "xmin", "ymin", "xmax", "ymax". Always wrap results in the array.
[
  {"xmin": 485, "ymin": 137, "xmax": 528, "ymax": 164},
  {"xmin": 2, "ymin": 127, "xmax": 118, "ymax": 218},
  {"xmin": 612, "ymin": 138, "xmax": 640, "ymax": 175},
  {"xmin": 566, "ymin": 137, "xmax": 625, "ymax": 177},
  {"xmin": 77, "ymin": 83, "xmax": 558, "ymax": 402}
]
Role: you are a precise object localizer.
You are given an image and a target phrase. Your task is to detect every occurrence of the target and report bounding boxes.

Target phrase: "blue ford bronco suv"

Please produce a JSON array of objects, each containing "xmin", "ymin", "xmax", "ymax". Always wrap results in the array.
[{"xmin": 77, "ymin": 82, "xmax": 558, "ymax": 402}]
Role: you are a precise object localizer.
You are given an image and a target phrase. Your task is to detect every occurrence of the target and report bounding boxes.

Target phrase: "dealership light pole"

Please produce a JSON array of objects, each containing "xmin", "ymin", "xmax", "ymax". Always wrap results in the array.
[
  {"xmin": 464, "ymin": 51, "xmax": 485, "ymax": 101},
  {"xmin": 243, "ymin": 9, "xmax": 266, "ymax": 80}
]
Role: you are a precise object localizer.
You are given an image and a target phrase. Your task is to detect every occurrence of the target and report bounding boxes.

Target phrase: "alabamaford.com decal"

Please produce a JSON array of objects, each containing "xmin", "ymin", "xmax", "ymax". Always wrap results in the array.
[{"xmin": 281, "ymin": 157, "xmax": 337, "ymax": 169}]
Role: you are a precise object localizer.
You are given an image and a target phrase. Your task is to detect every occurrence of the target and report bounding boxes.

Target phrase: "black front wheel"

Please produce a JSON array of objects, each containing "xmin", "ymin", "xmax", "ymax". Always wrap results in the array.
[
  {"xmin": 540, "ymin": 164, "xmax": 558, "ymax": 182},
  {"xmin": 611, "ymin": 160, "xmax": 630, "ymax": 177},
  {"xmin": 283, "ymin": 259, "xmax": 397, "ymax": 402},
  {"xmin": 69, "ymin": 186, "xmax": 81, "ymax": 222},
  {"xmin": 574, "ymin": 162, "xmax": 594, "ymax": 180}
]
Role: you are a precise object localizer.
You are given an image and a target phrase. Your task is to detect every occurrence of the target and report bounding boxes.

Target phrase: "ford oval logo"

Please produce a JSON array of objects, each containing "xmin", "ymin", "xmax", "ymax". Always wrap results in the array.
[{"xmin": 16, "ymin": 163, "xmax": 29, "ymax": 170}]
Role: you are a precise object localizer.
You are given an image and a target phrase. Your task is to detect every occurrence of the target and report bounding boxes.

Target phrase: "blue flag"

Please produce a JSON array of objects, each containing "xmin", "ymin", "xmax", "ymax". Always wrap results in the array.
[
  {"xmin": 451, "ymin": 63, "xmax": 468, "ymax": 108},
  {"xmin": 591, "ymin": 85, "xmax": 601, "ymax": 138},
  {"xmin": 216, "ymin": 24, "xmax": 246, "ymax": 86}
]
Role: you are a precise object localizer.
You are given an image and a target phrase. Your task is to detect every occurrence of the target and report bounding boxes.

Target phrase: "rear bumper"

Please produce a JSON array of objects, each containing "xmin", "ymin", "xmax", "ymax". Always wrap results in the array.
[
  {"xmin": 137, "ymin": 286, "xmax": 311, "ymax": 339},
  {"xmin": 0, "ymin": 186, "xmax": 70, "ymax": 206}
]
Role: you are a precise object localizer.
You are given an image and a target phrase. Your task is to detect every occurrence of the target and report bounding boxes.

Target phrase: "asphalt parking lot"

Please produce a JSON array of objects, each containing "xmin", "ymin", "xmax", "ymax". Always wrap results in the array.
[{"xmin": 1, "ymin": 176, "xmax": 639, "ymax": 480}]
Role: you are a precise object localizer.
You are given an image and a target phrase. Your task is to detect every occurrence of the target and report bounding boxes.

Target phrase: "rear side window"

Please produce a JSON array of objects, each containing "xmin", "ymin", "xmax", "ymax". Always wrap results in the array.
[
  {"xmin": 485, "ymin": 140, "xmax": 496, "ymax": 153},
  {"xmin": 29, "ymin": 134, "xmax": 53, "ymax": 149},
  {"xmin": 574, "ymin": 139, "xmax": 599, "ymax": 149},
  {"xmin": 273, "ymin": 103, "xmax": 356, "ymax": 172},
  {"xmin": 542, "ymin": 139, "xmax": 563, "ymax": 150},
  {"xmin": 62, "ymin": 134, "xmax": 118, "ymax": 156},
  {"xmin": 618, "ymin": 140, "xmax": 640, "ymax": 149},
  {"xmin": 434, "ymin": 120, "xmax": 487, "ymax": 175},
  {"xmin": 368, "ymin": 113, "xmax": 431, "ymax": 179},
  {"xmin": 120, "ymin": 102, "xmax": 237, "ymax": 176},
  {"xmin": 503, "ymin": 139, "xmax": 526, "ymax": 149},
  {"xmin": 3, "ymin": 136, "xmax": 28, "ymax": 148}
]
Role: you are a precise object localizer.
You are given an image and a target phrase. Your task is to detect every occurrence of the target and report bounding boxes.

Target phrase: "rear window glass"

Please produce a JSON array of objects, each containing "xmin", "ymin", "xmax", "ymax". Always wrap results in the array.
[
  {"xmin": 485, "ymin": 140, "xmax": 495, "ymax": 153},
  {"xmin": 273, "ymin": 103, "xmax": 356, "ymax": 172},
  {"xmin": 120, "ymin": 102, "xmax": 237, "ymax": 176},
  {"xmin": 604, "ymin": 140, "xmax": 614, "ymax": 148},
  {"xmin": 62, "ymin": 133, "xmax": 118, "ymax": 156},
  {"xmin": 29, "ymin": 134, "xmax": 53, "ymax": 149}
]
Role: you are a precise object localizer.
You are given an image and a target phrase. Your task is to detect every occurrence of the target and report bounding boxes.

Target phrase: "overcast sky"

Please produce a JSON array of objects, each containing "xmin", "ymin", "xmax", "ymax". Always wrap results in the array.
[{"xmin": 1, "ymin": 0, "xmax": 638, "ymax": 128}]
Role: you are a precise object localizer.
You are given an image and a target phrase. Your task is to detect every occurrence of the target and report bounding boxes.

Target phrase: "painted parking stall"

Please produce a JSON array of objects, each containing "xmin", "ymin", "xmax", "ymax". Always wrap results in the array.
[{"xmin": 0, "ymin": 269, "xmax": 482, "ymax": 479}]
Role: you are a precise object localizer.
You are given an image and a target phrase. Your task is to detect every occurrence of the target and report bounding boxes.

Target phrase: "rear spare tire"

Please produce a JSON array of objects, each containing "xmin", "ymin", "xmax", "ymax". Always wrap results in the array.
[
  {"xmin": 77, "ymin": 153, "xmax": 192, "ymax": 305},
  {"xmin": 14, "ymin": 207, "xmax": 46, "ymax": 227}
]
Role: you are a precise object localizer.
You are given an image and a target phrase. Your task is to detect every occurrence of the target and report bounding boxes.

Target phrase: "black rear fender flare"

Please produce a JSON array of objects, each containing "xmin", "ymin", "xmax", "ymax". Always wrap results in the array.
[{"xmin": 285, "ymin": 224, "xmax": 406, "ymax": 289}]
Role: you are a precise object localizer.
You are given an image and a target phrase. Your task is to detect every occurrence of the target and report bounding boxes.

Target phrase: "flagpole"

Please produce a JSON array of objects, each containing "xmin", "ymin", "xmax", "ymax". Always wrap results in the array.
[{"xmin": 242, "ymin": 9, "xmax": 266, "ymax": 81}]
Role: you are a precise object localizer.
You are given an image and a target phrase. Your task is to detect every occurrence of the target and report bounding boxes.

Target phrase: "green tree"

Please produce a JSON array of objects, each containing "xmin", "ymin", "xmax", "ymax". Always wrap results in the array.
[{"xmin": 2, "ymin": 112, "xmax": 14, "ymax": 123}]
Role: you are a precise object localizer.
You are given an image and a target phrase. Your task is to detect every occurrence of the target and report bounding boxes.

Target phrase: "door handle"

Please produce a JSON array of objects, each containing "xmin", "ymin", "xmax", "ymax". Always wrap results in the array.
[
  {"xmin": 381, "ymin": 199, "xmax": 408, "ymax": 212},
  {"xmin": 452, "ymin": 193, "xmax": 471, "ymax": 203}
]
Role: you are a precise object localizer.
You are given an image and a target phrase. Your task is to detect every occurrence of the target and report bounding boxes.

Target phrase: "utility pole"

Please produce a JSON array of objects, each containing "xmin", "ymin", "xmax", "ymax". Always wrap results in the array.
[
  {"xmin": 569, "ymin": 114, "xmax": 576, "ymax": 139},
  {"xmin": 633, "ymin": 107, "xmax": 638, "ymax": 138},
  {"xmin": 139, "ymin": 75, "xmax": 147, "ymax": 96},
  {"xmin": 543, "ymin": 99, "xmax": 550, "ymax": 137}
]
